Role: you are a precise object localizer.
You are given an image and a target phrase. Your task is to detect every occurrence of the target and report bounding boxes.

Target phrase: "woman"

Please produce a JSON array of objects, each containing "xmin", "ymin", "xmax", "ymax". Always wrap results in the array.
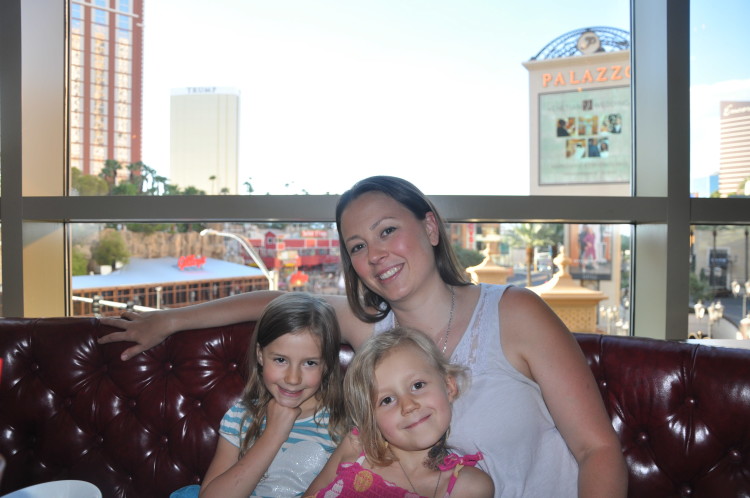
[{"xmin": 99, "ymin": 176, "xmax": 627, "ymax": 497}]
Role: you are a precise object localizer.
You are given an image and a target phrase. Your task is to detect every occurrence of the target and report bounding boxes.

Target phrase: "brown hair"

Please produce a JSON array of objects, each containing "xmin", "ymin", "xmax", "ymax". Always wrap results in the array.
[
  {"xmin": 344, "ymin": 326, "xmax": 466, "ymax": 469},
  {"xmin": 239, "ymin": 292, "xmax": 346, "ymax": 455},
  {"xmin": 335, "ymin": 176, "xmax": 470, "ymax": 323}
]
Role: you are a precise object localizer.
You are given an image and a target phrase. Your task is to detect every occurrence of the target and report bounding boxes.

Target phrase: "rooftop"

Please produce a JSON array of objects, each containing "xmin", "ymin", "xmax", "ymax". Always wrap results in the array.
[{"xmin": 72, "ymin": 257, "xmax": 263, "ymax": 290}]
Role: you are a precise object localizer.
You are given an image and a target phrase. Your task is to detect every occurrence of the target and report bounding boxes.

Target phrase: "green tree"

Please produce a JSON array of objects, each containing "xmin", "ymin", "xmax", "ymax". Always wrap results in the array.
[
  {"xmin": 181, "ymin": 186, "xmax": 206, "ymax": 195},
  {"xmin": 98, "ymin": 159, "xmax": 121, "ymax": 188},
  {"xmin": 71, "ymin": 246, "xmax": 89, "ymax": 276},
  {"xmin": 125, "ymin": 223, "xmax": 173, "ymax": 234},
  {"xmin": 127, "ymin": 161, "xmax": 146, "ymax": 192},
  {"xmin": 91, "ymin": 230, "xmax": 130, "ymax": 270},
  {"xmin": 151, "ymin": 175, "xmax": 168, "ymax": 195},
  {"xmin": 507, "ymin": 223, "xmax": 560, "ymax": 286},
  {"xmin": 110, "ymin": 182, "xmax": 140, "ymax": 196},
  {"xmin": 71, "ymin": 167, "xmax": 109, "ymax": 196},
  {"xmin": 690, "ymin": 272, "xmax": 712, "ymax": 304},
  {"xmin": 452, "ymin": 244, "xmax": 485, "ymax": 270},
  {"xmin": 243, "ymin": 178, "xmax": 254, "ymax": 194}
]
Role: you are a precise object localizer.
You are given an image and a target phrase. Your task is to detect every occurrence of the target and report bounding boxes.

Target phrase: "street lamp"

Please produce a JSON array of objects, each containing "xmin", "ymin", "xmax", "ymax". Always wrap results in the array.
[
  {"xmin": 731, "ymin": 280, "xmax": 750, "ymax": 320},
  {"xmin": 707, "ymin": 301, "xmax": 724, "ymax": 338},
  {"xmin": 693, "ymin": 300, "xmax": 705, "ymax": 338},
  {"xmin": 200, "ymin": 229, "xmax": 277, "ymax": 290},
  {"xmin": 693, "ymin": 300, "xmax": 724, "ymax": 338},
  {"xmin": 599, "ymin": 305, "xmax": 619, "ymax": 335}
]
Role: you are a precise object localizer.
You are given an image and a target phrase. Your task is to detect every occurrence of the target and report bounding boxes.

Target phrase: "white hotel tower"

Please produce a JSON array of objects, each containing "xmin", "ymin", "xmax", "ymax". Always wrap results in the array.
[{"xmin": 170, "ymin": 87, "xmax": 240, "ymax": 194}]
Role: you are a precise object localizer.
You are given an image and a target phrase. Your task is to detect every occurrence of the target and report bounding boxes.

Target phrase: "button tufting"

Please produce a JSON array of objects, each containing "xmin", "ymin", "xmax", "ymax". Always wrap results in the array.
[
  {"xmin": 129, "ymin": 399, "xmax": 137, "ymax": 408},
  {"xmin": 637, "ymin": 432, "xmax": 649, "ymax": 443},
  {"xmin": 97, "ymin": 436, "xmax": 104, "ymax": 444},
  {"xmin": 229, "ymin": 362, "xmax": 238, "ymax": 371},
  {"xmin": 680, "ymin": 484, "xmax": 693, "ymax": 497},
  {"xmin": 165, "ymin": 363, "xmax": 173, "ymax": 371},
  {"xmin": 194, "ymin": 400, "xmax": 202, "ymax": 408},
  {"xmin": 599, "ymin": 380, "xmax": 607, "ymax": 388},
  {"xmin": 729, "ymin": 449, "xmax": 742, "ymax": 463},
  {"xmin": 686, "ymin": 397, "xmax": 696, "ymax": 406},
  {"xmin": 64, "ymin": 398, "xmax": 72, "ymax": 407}
]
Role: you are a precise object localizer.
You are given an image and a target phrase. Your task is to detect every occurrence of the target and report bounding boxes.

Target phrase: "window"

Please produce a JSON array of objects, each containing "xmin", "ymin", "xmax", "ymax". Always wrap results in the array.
[{"xmin": 2, "ymin": 0, "xmax": 749, "ymax": 342}]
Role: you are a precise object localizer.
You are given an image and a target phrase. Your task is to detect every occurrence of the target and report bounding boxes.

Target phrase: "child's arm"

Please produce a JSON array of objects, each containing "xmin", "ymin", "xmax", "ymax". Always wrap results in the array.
[
  {"xmin": 303, "ymin": 432, "xmax": 360, "ymax": 497},
  {"xmin": 449, "ymin": 466, "xmax": 495, "ymax": 498},
  {"xmin": 199, "ymin": 401, "xmax": 300, "ymax": 498}
]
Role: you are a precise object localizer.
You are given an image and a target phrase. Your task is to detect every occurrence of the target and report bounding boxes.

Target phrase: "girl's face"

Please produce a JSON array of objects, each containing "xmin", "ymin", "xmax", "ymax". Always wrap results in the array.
[
  {"xmin": 340, "ymin": 191, "xmax": 439, "ymax": 304},
  {"xmin": 372, "ymin": 345, "xmax": 457, "ymax": 453},
  {"xmin": 257, "ymin": 329, "xmax": 324, "ymax": 418}
]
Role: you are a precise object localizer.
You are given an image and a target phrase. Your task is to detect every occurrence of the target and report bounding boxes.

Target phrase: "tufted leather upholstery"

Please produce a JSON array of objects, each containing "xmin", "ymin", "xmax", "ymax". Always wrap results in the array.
[{"xmin": 1, "ymin": 318, "xmax": 749, "ymax": 497}]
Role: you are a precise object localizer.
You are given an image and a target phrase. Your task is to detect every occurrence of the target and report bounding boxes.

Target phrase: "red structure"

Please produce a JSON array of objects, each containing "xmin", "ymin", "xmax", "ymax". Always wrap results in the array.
[{"xmin": 244, "ymin": 231, "xmax": 341, "ymax": 275}]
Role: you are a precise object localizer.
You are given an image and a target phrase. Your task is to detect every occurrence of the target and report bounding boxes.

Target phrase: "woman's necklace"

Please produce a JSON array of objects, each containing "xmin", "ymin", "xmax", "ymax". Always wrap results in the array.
[
  {"xmin": 397, "ymin": 459, "xmax": 441, "ymax": 498},
  {"xmin": 394, "ymin": 285, "xmax": 455, "ymax": 355}
]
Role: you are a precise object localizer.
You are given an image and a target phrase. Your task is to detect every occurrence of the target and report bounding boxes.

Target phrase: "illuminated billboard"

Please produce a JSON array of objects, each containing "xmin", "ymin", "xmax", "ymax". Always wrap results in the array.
[{"xmin": 539, "ymin": 86, "xmax": 631, "ymax": 185}]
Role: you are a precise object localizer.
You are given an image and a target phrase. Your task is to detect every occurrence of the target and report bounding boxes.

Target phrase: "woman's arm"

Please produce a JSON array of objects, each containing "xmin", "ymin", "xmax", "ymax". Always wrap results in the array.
[
  {"xmin": 499, "ymin": 286, "xmax": 628, "ymax": 498},
  {"xmin": 450, "ymin": 466, "xmax": 495, "ymax": 498},
  {"xmin": 98, "ymin": 291, "xmax": 372, "ymax": 361},
  {"xmin": 200, "ymin": 401, "xmax": 299, "ymax": 498},
  {"xmin": 98, "ymin": 291, "xmax": 285, "ymax": 360},
  {"xmin": 303, "ymin": 432, "xmax": 360, "ymax": 497}
]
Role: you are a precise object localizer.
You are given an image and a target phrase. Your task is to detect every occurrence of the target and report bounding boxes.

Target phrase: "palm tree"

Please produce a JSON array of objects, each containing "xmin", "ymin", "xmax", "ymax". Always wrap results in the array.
[
  {"xmin": 152, "ymin": 175, "xmax": 168, "ymax": 195},
  {"xmin": 507, "ymin": 223, "xmax": 560, "ymax": 286},
  {"xmin": 243, "ymin": 178, "xmax": 254, "ymax": 194},
  {"xmin": 98, "ymin": 159, "xmax": 121, "ymax": 189},
  {"xmin": 126, "ymin": 161, "xmax": 146, "ymax": 193}
]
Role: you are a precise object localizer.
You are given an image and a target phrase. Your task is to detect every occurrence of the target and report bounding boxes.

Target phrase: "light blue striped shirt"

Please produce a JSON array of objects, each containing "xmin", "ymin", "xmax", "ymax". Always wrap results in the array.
[{"xmin": 219, "ymin": 399, "xmax": 335, "ymax": 497}]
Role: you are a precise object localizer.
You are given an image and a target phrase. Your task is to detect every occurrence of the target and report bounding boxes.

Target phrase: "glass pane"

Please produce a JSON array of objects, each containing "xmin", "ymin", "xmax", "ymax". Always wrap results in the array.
[
  {"xmin": 690, "ymin": 0, "xmax": 750, "ymax": 198},
  {"xmin": 690, "ymin": 225, "xmax": 750, "ymax": 339},
  {"xmin": 70, "ymin": 221, "xmax": 632, "ymax": 336},
  {"xmin": 69, "ymin": 1, "xmax": 630, "ymax": 196}
]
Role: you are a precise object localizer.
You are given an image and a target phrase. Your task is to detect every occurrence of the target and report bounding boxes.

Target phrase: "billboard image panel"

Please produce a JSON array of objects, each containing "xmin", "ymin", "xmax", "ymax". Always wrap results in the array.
[
  {"xmin": 539, "ymin": 86, "xmax": 631, "ymax": 185},
  {"xmin": 568, "ymin": 224, "xmax": 613, "ymax": 281}
]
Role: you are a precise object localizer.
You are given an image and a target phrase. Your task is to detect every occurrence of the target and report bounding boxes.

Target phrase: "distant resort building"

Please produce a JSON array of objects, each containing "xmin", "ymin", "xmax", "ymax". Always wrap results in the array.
[{"xmin": 72, "ymin": 257, "xmax": 268, "ymax": 316}]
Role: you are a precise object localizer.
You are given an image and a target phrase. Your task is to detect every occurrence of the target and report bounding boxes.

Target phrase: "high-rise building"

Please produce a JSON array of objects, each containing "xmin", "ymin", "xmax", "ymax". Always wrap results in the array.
[
  {"xmin": 719, "ymin": 101, "xmax": 750, "ymax": 197},
  {"xmin": 170, "ymin": 87, "xmax": 240, "ymax": 194},
  {"xmin": 69, "ymin": 0, "xmax": 144, "ymax": 179}
]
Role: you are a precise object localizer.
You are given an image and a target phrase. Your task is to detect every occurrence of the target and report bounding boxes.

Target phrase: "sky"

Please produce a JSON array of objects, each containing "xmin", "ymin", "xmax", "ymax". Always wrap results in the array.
[{"xmin": 139, "ymin": 0, "xmax": 749, "ymax": 196}]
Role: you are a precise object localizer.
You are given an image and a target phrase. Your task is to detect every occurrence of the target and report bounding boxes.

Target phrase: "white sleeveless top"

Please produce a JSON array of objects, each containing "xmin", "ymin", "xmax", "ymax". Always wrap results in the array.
[{"xmin": 375, "ymin": 284, "xmax": 579, "ymax": 497}]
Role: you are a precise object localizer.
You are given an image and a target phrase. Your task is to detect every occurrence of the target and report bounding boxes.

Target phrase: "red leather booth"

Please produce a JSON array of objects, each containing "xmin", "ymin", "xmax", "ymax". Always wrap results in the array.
[{"xmin": 1, "ymin": 317, "xmax": 750, "ymax": 497}]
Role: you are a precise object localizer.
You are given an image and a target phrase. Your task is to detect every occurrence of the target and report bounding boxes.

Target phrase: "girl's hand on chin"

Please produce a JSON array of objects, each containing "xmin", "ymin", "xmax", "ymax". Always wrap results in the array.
[{"xmin": 264, "ymin": 399, "xmax": 301, "ymax": 438}]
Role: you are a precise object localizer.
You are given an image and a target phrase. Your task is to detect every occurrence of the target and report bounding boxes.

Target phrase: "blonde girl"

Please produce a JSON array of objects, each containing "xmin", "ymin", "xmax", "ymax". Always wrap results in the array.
[{"xmin": 306, "ymin": 327, "xmax": 493, "ymax": 498}]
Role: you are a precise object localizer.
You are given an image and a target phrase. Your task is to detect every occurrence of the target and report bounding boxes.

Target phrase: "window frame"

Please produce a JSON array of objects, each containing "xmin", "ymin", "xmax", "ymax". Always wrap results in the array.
[{"xmin": 2, "ymin": 0, "xmax": 749, "ymax": 340}]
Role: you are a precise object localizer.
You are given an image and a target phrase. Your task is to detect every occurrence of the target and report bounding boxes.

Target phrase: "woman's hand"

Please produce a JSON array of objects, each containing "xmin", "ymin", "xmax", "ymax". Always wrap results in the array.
[
  {"xmin": 98, "ymin": 311, "xmax": 174, "ymax": 361},
  {"xmin": 97, "ymin": 291, "xmax": 287, "ymax": 361}
]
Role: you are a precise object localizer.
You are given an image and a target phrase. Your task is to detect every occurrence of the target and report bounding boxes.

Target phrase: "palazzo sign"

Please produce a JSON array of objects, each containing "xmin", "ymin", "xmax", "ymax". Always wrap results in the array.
[{"xmin": 538, "ymin": 86, "xmax": 631, "ymax": 185}]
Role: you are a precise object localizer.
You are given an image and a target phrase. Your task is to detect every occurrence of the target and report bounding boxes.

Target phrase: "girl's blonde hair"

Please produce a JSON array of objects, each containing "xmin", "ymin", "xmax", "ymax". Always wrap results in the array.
[
  {"xmin": 344, "ymin": 326, "xmax": 466, "ymax": 468},
  {"xmin": 239, "ymin": 292, "xmax": 346, "ymax": 455}
]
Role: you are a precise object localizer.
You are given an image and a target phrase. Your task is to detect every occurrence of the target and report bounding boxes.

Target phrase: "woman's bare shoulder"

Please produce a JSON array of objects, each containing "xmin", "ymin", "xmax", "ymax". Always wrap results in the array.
[
  {"xmin": 451, "ymin": 465, "xmax": 494, "ymax": 497},
  {"xmin": 322, "ymin": 294, "xmax": 377, "ymax": 350}
]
